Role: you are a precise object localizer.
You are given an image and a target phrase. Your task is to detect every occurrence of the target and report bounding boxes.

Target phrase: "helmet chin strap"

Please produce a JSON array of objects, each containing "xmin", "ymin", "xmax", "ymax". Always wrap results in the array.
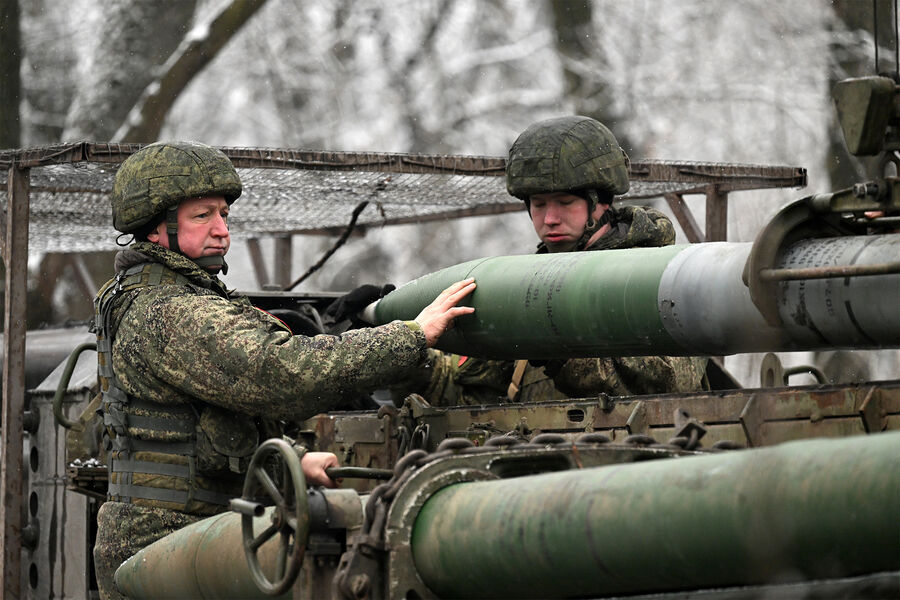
[
  {"xmin": 166, "ymin": 207, "xmax": 181, "ymax": 254},
  {"xmin": 575, "ymin": 190, "xmax": 616, "ymax": 251},
  {"xmin": 164, "ymin": 206, "xmax": 228, "ymax": 275},
  {"xmin": 193, "ymin": 255, "xmax": 229, "ymax": 275}
]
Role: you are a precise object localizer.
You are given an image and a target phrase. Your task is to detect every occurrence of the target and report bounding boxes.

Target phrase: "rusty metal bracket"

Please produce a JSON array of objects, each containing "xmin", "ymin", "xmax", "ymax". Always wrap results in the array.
[
  {"xmin": 739, "ymin": 395, "xmax": 764, "ymax": 447},
  {"xmin": 625, "ymin": 401, "xmax": 648, "ymax": 436},
  {"xmin": 673, "ymin": 408, "xmax": 708, "ymax": 444},
  {"xmin": 859, "ymin": 387, "xmax": 887, "ymax": 433}
]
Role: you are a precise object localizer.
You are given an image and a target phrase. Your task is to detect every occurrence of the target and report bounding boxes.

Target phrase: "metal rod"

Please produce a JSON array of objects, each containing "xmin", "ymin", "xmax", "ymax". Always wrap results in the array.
[
  {"xmin": 759, "ymin": 261, "xmax": 900, "ymax": 281},
  {"xmin": 52, "ymin": 342, "xmax": 97, "ymax": 430},
  {"xmin": 325, "ymin": 466, "xmax": 393, "ymax": 480}
]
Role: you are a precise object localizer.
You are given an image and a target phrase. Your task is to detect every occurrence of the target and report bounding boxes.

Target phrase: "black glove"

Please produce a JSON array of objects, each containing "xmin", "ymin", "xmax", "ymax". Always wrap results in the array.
[
  {"xmin": 528, "ymin": 358, "xmax": 566, "ymax": 378},
  {"xmin": 325, "ymin": 284, "xmax": 395, "ymax": 327}
]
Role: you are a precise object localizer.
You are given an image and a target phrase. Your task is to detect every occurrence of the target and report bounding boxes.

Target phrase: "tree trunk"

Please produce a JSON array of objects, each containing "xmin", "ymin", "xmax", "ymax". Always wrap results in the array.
[
  {"xmin": 61, "ymin": 0, "xmax": 197, "ymax": 141},
  {"xmin": 0, "ymin": 0, "xmax": 21, "ymax": 148},
  {"xmin": 548, "ymin": 0, "xmax": 635, "ymax": 153},
  {"xmin": 115, "ymin": 0, "xmax": 267, "ymax": 143}
]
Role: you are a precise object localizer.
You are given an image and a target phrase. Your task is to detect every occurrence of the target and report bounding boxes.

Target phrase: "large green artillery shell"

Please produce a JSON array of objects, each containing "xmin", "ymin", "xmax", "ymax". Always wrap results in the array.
[
  {"xmin": 114, "ymin": 507, "xmax": 289, "ymax": 600},
  {"xmin": 411, "ymin": 431, "xmax": 900, "ymax": 599},
  {"xmin": 370, "ymin": 234, "xmax": 900, "ymax": 359}
]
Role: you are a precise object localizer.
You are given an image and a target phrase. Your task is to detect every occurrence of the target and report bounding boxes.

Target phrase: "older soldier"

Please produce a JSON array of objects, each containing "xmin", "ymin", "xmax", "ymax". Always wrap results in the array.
[
  {"xmin": 504, "ymin": 115, "xmax": 708, "ymax": 401},
  {"xmin": 92, "ymin": 141, "xmax": 475, "ymax": 599}
]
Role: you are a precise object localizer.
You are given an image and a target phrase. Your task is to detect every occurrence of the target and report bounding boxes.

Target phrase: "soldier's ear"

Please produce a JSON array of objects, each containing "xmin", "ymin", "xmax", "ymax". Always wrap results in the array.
[{"xmin": 146, "ymin": 222, "xmax": 164, "ymax": 244}]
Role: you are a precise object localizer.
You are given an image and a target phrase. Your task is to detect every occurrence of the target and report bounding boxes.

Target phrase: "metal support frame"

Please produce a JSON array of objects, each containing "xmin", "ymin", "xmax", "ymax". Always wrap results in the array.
[
  {"xmin": 663, "ymin": 187, "xmax": 730, "ymax": 243},
  {"xmin": 705, "ymin": 184, "xmax": 728, "ymax": 241},
  {"xmin": 247, "ymin": 238, "xmax": 269, "ymax": 289},
  {"xmin": 274, "ymin": 235, "xmax": 292, "ymax": 288},
  {"xmin": 664, "ymin": 193, "xmax": 705, "ymax": 243},
  {"xmin": 2, "ymin": 164, "xmax": 29, "ymax": 598},
  {"xmin": 247, "ymin": 236, "xmax": 295, "ymax": 290}
]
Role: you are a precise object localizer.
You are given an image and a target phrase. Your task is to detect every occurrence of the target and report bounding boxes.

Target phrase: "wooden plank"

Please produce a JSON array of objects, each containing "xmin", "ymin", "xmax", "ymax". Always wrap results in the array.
[{"xmin": 1, "ymin": 165, "xmax": 29, "ymax": 598}]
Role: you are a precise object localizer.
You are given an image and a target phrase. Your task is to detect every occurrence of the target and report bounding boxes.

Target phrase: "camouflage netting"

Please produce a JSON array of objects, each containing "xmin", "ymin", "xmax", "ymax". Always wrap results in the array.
[{"xmin": 0, "ymin": 143, "xmax": 806, "ymax": 254}]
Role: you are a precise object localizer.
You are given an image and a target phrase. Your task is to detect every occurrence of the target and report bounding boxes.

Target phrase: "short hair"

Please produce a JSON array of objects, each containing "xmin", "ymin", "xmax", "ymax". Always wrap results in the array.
[{"xmin": 131, "ymin": 213, "xmax": 166, "ymax": 242}]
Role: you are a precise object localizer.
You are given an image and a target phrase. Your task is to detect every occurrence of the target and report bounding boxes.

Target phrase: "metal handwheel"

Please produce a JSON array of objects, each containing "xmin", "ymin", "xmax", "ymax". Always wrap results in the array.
[{"xmin": 239, "ymin": 438, "xmax": 309, "ymax": 596}]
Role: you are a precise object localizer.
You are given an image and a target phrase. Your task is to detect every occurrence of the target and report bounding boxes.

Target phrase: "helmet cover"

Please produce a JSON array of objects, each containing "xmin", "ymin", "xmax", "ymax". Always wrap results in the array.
[
  {"xmin": 111, "ymin": 141, "xmax": 242, "ymax": 234},
  {"xmin": 506, "ymin": 116, "xmax": 630, "ymax": 200}
]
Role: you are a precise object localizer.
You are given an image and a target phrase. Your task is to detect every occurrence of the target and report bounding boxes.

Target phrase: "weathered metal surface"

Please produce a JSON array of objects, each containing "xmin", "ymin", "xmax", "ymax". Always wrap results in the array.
[
  {"xmin": 0, "ymin": 141, "xmax": 806, "ymax": 256},
  {"xmin": 705, "ymin": 184, "xmax": 728, "ymax": 240},
  {"xmin": 2, "ymin": 165, "xmax": 29, "ymax": 600},
  {"xmin": 24, "ymin": 379, "xmax": 96, "ymax": 599},
  {"xmin": 116, "ymin": 488, "xmax": 365, "ymax": 600},
  {"xmin": 371, "ymin": 235, "xmax": 900, "ymax": 359},
  {"xmin": 115, "ymin": 508, "xmax": 291, "ymax": 600},
  {"xmin": 410, "ymin": 432, "xmax": 900, "ymax": 598},
  {"xmin": 664, "ymin": 192, "xmax": 705, "ymax": 243},
  {"xmin": 299, "ymin": 411, "xmax": 399, "ymax": 494},
  {"xmin": 382, "ymin": 439, "xmax": 698, "ymax": 599},
  {"xmin": 299, "ymin": 381, "xmax": 900, "ymax": 464}
]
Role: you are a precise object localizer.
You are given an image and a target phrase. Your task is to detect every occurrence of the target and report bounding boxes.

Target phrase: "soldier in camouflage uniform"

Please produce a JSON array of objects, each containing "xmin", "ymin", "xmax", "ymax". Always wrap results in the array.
[
  {"xmin": 92, "ymin": 141, "xmax": 475, "ymax": 599},
  {"xmin": 503, "ymin": 116, "xmax": 708, "ymax": 402},
  {"xmin": 389, "ymin": 116, "xmax": 706, "ymax": 408}
]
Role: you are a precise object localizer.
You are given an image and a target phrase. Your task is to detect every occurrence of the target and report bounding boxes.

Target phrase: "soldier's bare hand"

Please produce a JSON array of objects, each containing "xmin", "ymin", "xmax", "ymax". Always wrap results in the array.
[
  {"xmin": 301, "ymin": 452, "xmax": 340, "ymax": 488},
  {"xmin": 414, "ymin": 278, "xmax": 476, "ymax": 347}
]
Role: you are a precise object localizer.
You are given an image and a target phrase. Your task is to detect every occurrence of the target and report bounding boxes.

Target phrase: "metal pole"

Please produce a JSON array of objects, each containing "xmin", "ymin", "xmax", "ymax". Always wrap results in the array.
[
  {"xmin": 705, "ymin": 184, "xmax": 728, "ymax": 241},
  {"xmin": 274, "ymin": 235, "xmax": 292, "ymax": 289},
  {"xmin": 1, "ymin": 164, "xmax": 29, "ymax": 599}
]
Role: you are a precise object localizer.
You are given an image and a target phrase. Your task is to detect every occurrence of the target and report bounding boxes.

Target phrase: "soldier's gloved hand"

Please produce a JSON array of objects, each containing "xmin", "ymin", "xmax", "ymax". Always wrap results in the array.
[
  {"xmin": 325, "ymin": 284, "xmax": 395, "ymax": 327},
  {"xmin": 528, "ymin": 358, "xmax": 566, "ymax": 378}
]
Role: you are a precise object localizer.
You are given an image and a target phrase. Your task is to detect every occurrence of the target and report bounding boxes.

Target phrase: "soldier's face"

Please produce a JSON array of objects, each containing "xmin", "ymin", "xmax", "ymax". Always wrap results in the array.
[
  {"xmin": 529, "ymin": 192, "xmax": 592, "ymax": 253},
  {"xmin": 148, "ymin": 196, "xmax": 230, "ymax": 259}
]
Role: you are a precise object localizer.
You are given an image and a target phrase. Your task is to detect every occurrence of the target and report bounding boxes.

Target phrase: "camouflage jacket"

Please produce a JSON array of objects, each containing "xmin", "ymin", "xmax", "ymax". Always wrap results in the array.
[
  {"xmin": 97, "ymin": 242, "xmax": 428, "ymax": 514},
  {"xmin": 523, "ymin": 205, "xmax": 707, "ymax": 400},
  {"xmin": 424, "ymin": 206, "xmax": 707, "ymax": 405}
]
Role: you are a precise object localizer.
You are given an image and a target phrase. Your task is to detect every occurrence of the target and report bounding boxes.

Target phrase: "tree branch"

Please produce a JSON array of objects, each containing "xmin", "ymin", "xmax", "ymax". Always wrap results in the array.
[{"xmin": 114, "ymin": 0, "xmax": 268, "ymax": 142}]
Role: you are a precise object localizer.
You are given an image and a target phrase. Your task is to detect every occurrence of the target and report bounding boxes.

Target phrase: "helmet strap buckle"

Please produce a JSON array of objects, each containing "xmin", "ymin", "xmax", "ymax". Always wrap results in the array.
[{"xmin": 166, "ymin": 207, "xmax": 181, "ymax": 254}]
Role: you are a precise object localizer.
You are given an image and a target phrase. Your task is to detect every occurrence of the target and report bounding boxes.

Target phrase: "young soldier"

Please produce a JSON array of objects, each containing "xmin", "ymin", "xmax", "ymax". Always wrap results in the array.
[
  {"xmin": 504, "ymin": 115, "xmax": 708, "ymax": 401},
  {"xmin": 93, "ymin": 141, "xmax": 475, "ymax": 599},
  {"xmin": 381, "ymin": 116, "xmax": 706, "ymax": 407}
]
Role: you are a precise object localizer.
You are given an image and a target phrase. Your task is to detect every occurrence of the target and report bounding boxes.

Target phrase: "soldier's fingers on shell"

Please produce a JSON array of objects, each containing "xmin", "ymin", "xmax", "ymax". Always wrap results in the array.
[
  {"xmin": 443, "ymin": 281, "xmax": 476, "ymax": 307},
  {"xmin": 438, "ymin": 278, "xmax": 475, "ymax": 300},
  {"xmin": 448, "ymin": 306, "xmax": 475, "ymax": 318}
]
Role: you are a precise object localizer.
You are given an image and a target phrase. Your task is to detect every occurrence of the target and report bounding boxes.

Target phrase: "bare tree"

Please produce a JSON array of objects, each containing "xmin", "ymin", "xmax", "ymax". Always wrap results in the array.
[
  {"xmin": 548, "ymin": 0, "xmax": 635, "ymax": 152},
  {"xmin": 115, "ymin": 0, "xmax": 267, "ymax": 142},
  {"xmin": 61, "ymin": 0, "xmax": 197, "ymax": 141}
]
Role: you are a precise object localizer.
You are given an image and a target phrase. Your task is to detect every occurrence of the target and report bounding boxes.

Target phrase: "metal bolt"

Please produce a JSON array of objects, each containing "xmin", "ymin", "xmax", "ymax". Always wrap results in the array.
[{"xmin": 853, "ymin": 182, "xmax": 878, "ymax": 198}]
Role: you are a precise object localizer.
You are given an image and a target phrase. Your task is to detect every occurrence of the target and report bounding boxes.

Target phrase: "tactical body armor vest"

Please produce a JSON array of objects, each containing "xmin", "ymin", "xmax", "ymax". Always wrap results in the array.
[{"xmin": 93, "ymin": 262, "xmax": 252, "ymax": 514}]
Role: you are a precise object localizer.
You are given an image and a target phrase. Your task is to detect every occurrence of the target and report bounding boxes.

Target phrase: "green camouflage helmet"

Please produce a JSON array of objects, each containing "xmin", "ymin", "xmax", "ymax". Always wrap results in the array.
[
  {"xmin": 111, "ymin": 141, "xmax": 242, "ymax": 233},
  {"xmin": 506, "ymin": 116, "xmax": 630, "ymax": 200}
]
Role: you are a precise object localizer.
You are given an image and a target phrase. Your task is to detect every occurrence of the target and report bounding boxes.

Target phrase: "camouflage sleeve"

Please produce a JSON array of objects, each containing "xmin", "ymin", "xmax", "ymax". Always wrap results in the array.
[
  {"xmin": 552, "ymin": 355, "xmax": 708, "ymax": 397},
  {"xmin": 113, "ymin": 286, "xmax": 428, "ymax": 420},
  {"xmin": 388, "ymin": 351, "xmax": 512, "ymax": 407}
]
